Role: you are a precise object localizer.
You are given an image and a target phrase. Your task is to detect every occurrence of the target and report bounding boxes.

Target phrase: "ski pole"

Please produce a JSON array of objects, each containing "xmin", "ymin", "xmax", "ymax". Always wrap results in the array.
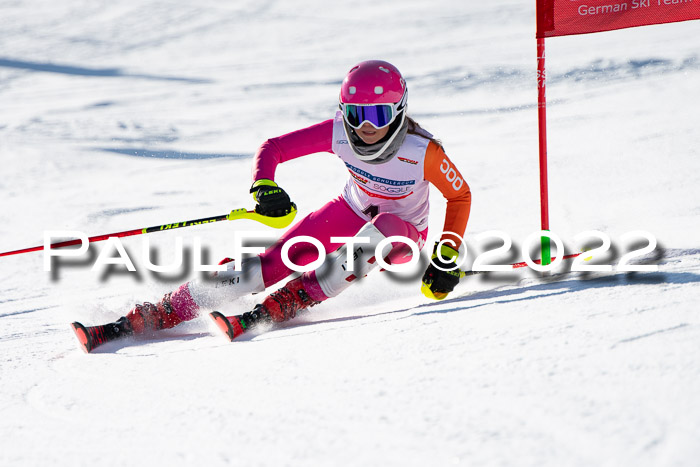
[{"xmin": 0, "ymin": 206, "xmax": 298, "ymax": 258}]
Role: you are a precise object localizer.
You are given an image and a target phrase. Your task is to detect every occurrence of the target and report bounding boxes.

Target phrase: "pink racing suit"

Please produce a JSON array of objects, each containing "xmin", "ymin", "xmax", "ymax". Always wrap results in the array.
[
  {"xmin": 252, "ymin": 119, "xmax": 429, "ymax": 294},
  {"xmin": 259, "ymin": 196, "xmax": 427, "ymax": 300}
]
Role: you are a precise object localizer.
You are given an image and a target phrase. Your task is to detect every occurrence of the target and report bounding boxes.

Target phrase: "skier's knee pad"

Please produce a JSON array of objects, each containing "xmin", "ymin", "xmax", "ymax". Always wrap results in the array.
[{"xmin": 313, "ymin": 222, "xmax": 386, "ymax": 298}]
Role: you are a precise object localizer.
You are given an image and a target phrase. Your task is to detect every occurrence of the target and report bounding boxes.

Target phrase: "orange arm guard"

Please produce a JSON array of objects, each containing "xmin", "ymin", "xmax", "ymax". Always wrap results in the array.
[{"xmin": 423, "ymin": 141, "xmax": 472, "ymax": 249}]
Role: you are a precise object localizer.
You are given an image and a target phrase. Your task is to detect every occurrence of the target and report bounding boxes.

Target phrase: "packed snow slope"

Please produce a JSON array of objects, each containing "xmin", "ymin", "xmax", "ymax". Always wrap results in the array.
[{"xmin": 1, "ymin": 1, "xmax": 699, "ymax": 466}]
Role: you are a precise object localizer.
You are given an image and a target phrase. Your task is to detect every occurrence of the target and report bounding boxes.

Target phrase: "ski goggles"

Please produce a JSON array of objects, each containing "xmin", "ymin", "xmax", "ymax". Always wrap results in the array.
[{"xmin": 340, "ymin": 101, "xmax": 405, "ymax": 130}]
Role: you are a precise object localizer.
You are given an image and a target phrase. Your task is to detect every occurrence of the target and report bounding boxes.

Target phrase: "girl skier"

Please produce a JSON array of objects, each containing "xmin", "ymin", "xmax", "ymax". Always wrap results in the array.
[{"xmin": 72, "ymin": 60, "xmax": 472, "ymax": 351}]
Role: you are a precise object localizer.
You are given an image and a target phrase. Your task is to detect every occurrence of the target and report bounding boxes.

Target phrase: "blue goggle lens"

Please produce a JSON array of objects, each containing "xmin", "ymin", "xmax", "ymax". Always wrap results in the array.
[{"xmin": 343, "ymin": 104, "xmax": 394, "ymax": 129}]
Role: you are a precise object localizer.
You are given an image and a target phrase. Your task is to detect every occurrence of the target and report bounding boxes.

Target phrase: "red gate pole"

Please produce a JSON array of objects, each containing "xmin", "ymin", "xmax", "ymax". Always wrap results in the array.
[{"xmin": 537, "ymin": 37, "xmax": 552, "ymax": 266}]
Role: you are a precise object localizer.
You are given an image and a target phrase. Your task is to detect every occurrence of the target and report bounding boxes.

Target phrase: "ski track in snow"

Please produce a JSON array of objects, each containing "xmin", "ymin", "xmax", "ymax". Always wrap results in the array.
[{"xmin": 1, "ymin": 1, "xmax": 700, "ymax": 466}]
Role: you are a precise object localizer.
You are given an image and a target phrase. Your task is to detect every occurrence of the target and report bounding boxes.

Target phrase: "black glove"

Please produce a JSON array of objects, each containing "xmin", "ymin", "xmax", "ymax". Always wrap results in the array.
[
  {"xmin": 250, "ymin": 179, "xmax": 295, "ymax": 217},
  {"xmin": 421, "ymin": 242, "xmax": 462, "ymax": 300}
]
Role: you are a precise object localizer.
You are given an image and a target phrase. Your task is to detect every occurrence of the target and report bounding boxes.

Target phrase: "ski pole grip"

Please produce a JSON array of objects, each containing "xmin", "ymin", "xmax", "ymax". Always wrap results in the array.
[{"xmin": 227, "ymin": 206, "xmax": 298, "ymax": 229}]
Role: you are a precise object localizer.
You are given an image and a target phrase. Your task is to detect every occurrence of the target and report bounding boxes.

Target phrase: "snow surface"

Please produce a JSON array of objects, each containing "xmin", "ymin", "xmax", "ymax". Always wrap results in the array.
[{"xmin": 1, "ymin": 1, "xmax": 699, "ymax": 466}]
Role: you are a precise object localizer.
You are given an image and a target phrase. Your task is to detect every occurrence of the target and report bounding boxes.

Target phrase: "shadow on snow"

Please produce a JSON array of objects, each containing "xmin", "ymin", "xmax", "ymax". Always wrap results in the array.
[
  {"xmin": 62, "ymin": 270, "xmax": 700, "ymax": 352},
  {"xmin": 98, "ymin": 147, "xmax": 250, "ymax": 160},
  {"xmin": 0, "ymin": 58, "xmax": 212, "ymax": 84},
  {"xmin": 284, "ymin": 270, "xmax": 700, "ymax": 333}
]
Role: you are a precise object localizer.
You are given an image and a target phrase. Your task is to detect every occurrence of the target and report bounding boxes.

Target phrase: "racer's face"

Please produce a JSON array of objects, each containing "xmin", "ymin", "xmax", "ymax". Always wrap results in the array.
[{"xmin": 356, "ymin": 122, "xmax": 389, "ymax": 145}]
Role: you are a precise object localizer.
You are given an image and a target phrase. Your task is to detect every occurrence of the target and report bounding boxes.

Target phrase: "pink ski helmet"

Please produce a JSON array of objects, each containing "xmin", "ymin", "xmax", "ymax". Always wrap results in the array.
[
  {"xmin": 340, "ymin": 60, "xmax": 407, "ymax": 106},
  {"xmin": 339, "ymin": 60, "xmax": 409, "ymax": 162}
]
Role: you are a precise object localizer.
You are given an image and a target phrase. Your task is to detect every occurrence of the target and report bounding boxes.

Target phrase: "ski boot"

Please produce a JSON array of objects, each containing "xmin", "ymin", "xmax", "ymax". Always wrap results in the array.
[
  {"xmin": 210, "ymin": 276, "xmax": 320, "ymax": 341},
  {"xmin": 124, "ymin": 292, "xmax": 183, "ymax": 334},
  {"xmin": 210, "ymin": 304, "xmax": 271, "ymax": 341},
  {"xmin": 71, "ymin": 317, "xmax": 133, "ymax": 353},
  {"xmin": 71, "ymin": 292, "xmax": 182, "ymax": 353}
]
